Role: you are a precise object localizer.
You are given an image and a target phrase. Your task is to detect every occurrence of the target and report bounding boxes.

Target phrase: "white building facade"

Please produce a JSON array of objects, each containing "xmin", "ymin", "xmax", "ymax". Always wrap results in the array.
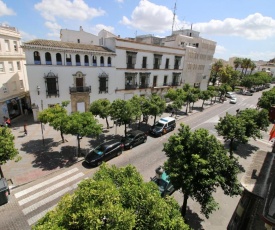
[
  {"xmin": 0, "ymin": 25, "xmax": 29, "ymax": 121},
  {"xmin": 22, "ymin": 29, "xmax": 185, "ymax": 119}
]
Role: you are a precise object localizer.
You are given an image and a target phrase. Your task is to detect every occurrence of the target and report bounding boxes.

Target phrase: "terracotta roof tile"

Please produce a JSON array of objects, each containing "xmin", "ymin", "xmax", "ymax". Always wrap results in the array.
[{"xmin": 22, "ymin": 39, "xmax": 114, "ymax": 53}]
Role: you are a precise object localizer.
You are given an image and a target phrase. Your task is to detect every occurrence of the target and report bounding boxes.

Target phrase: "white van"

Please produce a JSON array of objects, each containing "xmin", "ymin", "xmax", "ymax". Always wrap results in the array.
[{"xmin": 150, "ymin": 117, "xmax": 176, "ymax": 136}]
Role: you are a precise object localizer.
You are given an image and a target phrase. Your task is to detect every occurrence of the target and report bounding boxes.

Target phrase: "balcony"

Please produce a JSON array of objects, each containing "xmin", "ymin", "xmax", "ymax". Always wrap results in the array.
[
  {"xmin": 153, "ymin": 64, "xmax": 160, "ymax": 69},
  {"xmin": 127, "ymin": 63, "xmax": 135, "ymax": 69},
  {"xmin": 171, "ymin": 82, "xmax": 180, "ymax": 86},
  {"xmin": 174, "ymin": 65, "xmax": 179, "ymax": 69},
  {"xmin": 125, "ymin": 84, "xmax": 137, "ymax": 90},
  {"xmin": 69, "ymin": 86, "xmax": 91, "ymax": 94},
  {"xmin": 139, "ymin": 83, "xmax": 149, "ymax": 89}
]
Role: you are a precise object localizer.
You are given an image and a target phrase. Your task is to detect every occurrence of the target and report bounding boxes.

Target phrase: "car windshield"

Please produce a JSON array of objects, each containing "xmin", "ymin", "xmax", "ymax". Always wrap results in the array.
[
  {"xmin": 156, "ymin": 179, "xmax": 168, "ymax": 192},
  {"xmin": 93, "ymin": 145, "xmax": 106, "ymax": 155},
  {"xmin": 125, "ymin": 133, "xmax": 135, "ymax": 140},
  {"xmin": 155, "ymin": 122, "xmax": 165, "ymax": 128}
]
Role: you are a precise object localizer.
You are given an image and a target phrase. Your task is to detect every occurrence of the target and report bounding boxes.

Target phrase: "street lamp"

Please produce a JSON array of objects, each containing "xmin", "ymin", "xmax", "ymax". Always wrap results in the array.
[{"xmin": 37, "ymin": 86, "xmax": 40, "ymax": 95}]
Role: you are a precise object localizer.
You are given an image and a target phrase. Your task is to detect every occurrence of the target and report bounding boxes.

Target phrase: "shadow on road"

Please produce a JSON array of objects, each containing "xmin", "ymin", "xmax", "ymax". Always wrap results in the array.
[{"xmin": 185, "ymin": 207, "xmax": 204, "ymax": 230}]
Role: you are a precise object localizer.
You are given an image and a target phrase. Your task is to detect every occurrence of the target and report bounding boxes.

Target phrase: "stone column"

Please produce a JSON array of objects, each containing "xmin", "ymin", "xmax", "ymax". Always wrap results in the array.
[{"xmin": 32, "ymin": 104, "xmax": 39, "ymax": 122}]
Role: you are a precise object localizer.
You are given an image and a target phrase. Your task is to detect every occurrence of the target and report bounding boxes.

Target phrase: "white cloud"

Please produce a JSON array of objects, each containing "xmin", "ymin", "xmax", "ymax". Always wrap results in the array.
[
  {"xmin": 19, "ymin": 30, "xmax": 37, "ymax": 42},
  {"xmin": 35, "ymin": 0, "xmax": 105, "ymax": 22},
  {"xmin": 0, "ymin": 0, "xmax": 15, "ymax": 16},
  {"xmin": 120, "ymin": 0, "xmax": 181, "ymax": 34},
  {"xmin": 90, "ymin": 24, "xmax": 115, "ymax": 35},
  {"xmin": 115, "ymin": 0, "xmax": 124, "ymax": 3},
  {"xmin": 215, "ymin": 45, "xmax": 226, "ymax": 54},
  {"xmin": 45, "ymin": 21, "xmax": 62, "ymax": 38},
  {"xmin": 233, "ymin": 51, "xmax": 275, "ymax": 61},
  {"xmin": 193, "ymin": 13, "xmax": 275, "ymax": 40}
]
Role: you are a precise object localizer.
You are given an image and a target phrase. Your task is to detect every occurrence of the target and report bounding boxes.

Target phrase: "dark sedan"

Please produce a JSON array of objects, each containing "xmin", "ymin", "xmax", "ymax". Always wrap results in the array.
[
  {"xmin": 121, "ymin": 130, "xmax": 147, "ymax": 150},
  {"xmin": 85, "ymin": 139, "xmax": 124, "ymax": 166}
]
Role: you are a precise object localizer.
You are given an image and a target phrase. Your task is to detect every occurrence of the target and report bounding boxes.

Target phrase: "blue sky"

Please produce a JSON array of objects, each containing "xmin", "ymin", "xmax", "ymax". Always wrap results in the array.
[{"xmin": 0, "ymin": 0, "xmax": 275, "ymax": 61}]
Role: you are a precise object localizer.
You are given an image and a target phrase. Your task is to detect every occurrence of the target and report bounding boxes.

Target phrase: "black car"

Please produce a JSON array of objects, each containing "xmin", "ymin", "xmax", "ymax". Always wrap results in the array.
[
  {"xmin": 121, "ymin": 130, "xmax": 147, "ymax": 150},
  {"xmin": 85, "ymin": 139, "xmax": 124, "ymax": 166}
]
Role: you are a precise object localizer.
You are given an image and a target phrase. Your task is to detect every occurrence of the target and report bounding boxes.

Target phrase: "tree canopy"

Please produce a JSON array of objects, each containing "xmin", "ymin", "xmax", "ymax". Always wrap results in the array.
[
  {"xmin": 215, "ymin": 109, "xmax": 269, "ymax": 156},
  {"xmin": 163, "ymin": 124, "xmax": 241, "ymax": 219},
  {"xmin": 90, "ymin": 98, "xmax": 111, "ymax": 129},
  {"xmin": 0, "ymin": 127, "xmax": 20, "ymax": 178},
  {"xmin": 147, "ymin": 94, "xmax": 166, "ymax": 124},
  {"xmin": 34, "ymin": 164, "xmax": 189, "ymax": 230},
  {"xmin": 38, "ymin": 101, "xmax": 70, "ymax": 143}
]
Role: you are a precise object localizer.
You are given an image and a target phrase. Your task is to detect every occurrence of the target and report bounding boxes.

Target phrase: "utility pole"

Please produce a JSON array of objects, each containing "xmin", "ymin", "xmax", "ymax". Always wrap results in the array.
[{"xmin": 172, "ymin": 1, "xmax": 177, "ymax": 34}]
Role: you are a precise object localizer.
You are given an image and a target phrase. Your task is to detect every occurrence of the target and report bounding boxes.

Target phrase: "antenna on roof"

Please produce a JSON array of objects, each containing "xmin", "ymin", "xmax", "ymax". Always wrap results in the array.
[{"xmin": 172, "ymin": 1, "xmax": 177, "ymax": 34}]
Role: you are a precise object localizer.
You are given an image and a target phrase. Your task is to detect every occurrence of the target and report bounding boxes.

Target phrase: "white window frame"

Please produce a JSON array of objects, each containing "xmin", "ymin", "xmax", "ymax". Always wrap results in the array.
[
  {"xmin": 17, "ymin": 61, "xmax": 21, "ymax": 71},
  {"xmin": 8, "ymin": 62, "xmax": 14, "ymax": 72},
  {"xmin": 5, "ymin": 40, "xmax": 10, "ymax": 51},
  {"xmin": 13, "ymin": 41, "xmax": 18, "ymax": 52},
  {"xmin": 2, "ymin": 83, "xmax": 8, "ymax": 93},
  {"xmin": 0, "ymin": 62, "xmax": 5, "ymax": 72},
  {"xmin": 20, "ymin": 80, "xmax": 24, "ymax": 89}
]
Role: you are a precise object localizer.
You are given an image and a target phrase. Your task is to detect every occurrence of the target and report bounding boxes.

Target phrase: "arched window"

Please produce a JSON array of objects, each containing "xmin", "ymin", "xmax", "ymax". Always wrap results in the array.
[
  {"xmin": 45, "ymin": 52, "xmax": 52, "ymax": 65},
  {"xmin": 34, "ymin": 51, "xmax": 41, "ymax": 65},
  {"xmin": 66, "ymin": 54, "xmax": 72, "ymax": 66},
  {"xmin": 92, "ymin": 56, "xmax": 97, "ymax": 66},
  {"xmin": 100, "ymin": 56, "xmax": 104, "ymax": 67},
  {"xmin": 56, "ymin": 53, "xmax": 62, "ymax": 65},
  {"xmin": 107, "ymin": 57, "xmax": 111, "ymax": 67},
  {"xmin": 75, "ymin": 54, "xmax": 81, "ymax": 66},
  {"xmin": 84, "ymin": 55, "xmax": 89, "ymax": 66}
]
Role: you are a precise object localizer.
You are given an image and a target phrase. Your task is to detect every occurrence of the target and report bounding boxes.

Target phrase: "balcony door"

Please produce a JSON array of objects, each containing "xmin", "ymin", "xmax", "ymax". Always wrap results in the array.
[{"xmin": 76, "ymin": 77, "xmax": 84, "ymax": 92}]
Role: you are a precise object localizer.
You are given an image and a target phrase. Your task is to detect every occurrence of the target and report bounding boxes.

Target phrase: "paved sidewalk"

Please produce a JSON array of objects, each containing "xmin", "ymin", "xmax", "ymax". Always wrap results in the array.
[{"xmin": 2, "ymin": 99, "xmax": 220, "ymax": 189}]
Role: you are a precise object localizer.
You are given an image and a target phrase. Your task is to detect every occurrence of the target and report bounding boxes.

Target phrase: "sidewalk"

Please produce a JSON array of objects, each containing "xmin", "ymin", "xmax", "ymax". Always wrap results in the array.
[{"xmin": 2, "ymin": 99, "xmax": 220, "ymax": 189}]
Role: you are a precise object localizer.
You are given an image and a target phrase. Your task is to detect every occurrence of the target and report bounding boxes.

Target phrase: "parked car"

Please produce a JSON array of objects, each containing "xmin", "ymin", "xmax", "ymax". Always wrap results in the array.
[
  {"xmin": 121, "ymin": 130, "xmax": 147, "ymax": 150},
  {"xmin": 225, "ymin": 92, "xmax": 235, "ymax": 98},
  {"xmin": 150, "ymin": 117, "xmax": 176, "ymax": 136},
  {"xmin": 151, "ymin": 166, "xmax": 175, "ymax": 197},
  {"xmin": 243, "ymin": 91, "xmax": 253, "ymax": 96},
  {"xmin": 230, "ymin": 97, "xmax": 237, "ymax": 104},
  {"xmin": 85, "ymin": 139, "xmax": 124, "ymax": 166}
]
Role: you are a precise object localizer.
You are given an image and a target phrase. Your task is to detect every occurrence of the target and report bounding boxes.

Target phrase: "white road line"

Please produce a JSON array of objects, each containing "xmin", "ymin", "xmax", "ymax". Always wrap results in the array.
[
  {"xmin": 27, "ymin": 204, "xmax": 57, "ymax": 226},
  {"xmin": 15, "ymin": 168, "xmax": 79, "ymax": 198},
  {"xmin": 18, "ymin": 172, "xmax": 84, "ymax": 206},
  {"xmin": 257, "ymin": 139, "xmax": 272, "ymax": 146},
  {"xmin": 22, "ymin": 183, "xmax": 78, "ymax": 215}
]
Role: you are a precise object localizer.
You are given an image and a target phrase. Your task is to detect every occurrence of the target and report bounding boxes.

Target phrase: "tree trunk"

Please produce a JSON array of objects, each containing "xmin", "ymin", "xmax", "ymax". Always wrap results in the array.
[
  {"xmin": 124, "ymin": 123, "xmax": 127, "ymax": 137},
  {"xmin": 105, "ymin": 117, "xmax": 109, "ymax": 129},
  {"xmin": 229, "ymin": 139, "xmax": 234, "ymax": 158},
  {"xmin": 201, "ymin": 100, "xmax": 204, "ymax": 110},
  {"xmin": 185, "ymin": 102, "xmax": 188, "ymax": 114},
  {"xmin": 77, "ymin": 135, "xmax": 81, "ymax": 157},
  {"xmin": 60, "ymin": 128, "xmax": 64, "ymax": 143},
  {"xmin": 181, "ymin": 193, "xmax": 189, "ymax": 218},
  {"xmin": 0, "ymin": 165, "xmax": 4, "ymax": 178},
  {"xmin": 154, "ymin": 115, "xmax": 157, "ymax": 125}
]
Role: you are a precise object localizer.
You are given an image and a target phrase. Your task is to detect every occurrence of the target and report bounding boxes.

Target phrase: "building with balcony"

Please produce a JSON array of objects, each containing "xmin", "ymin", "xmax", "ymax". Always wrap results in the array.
[
  {"xmin": 22, "ymin": 27, "xmax": 185, "ymax": 116},
  {"xmin": 0, "ymin": 25, "xmax": 29, "ymax": 121}
]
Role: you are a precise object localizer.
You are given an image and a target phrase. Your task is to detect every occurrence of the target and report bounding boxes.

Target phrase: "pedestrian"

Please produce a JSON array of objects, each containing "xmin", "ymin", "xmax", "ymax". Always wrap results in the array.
[
  {"xmin": 24, "ymin": 123, "xmax": 27, "ymax": 135},
  {"xmin": 4, "ymin": 116, "xmax": 11, "ymax": 127},
  {"xmin": 170, "ymin": 109, "xmax": 175, "ymax": 117}
]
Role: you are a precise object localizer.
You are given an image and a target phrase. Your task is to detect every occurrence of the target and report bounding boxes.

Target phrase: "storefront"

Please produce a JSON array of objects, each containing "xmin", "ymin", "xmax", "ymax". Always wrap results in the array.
[{"xmin": 5, "ymin": 96, "xmax": 29, "ymax": 120}]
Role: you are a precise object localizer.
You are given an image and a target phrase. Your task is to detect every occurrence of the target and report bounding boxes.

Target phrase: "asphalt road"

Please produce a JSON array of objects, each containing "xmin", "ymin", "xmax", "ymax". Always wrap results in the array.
[{"xmin": 5, "ymin": 90, "xmax": 272, "ymax": 230}]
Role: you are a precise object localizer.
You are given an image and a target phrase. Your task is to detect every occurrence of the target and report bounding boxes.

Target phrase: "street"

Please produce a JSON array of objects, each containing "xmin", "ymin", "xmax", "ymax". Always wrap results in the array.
[{"xmin": 0, "ymin": 91, "xmax": 272, "ymax": 230}]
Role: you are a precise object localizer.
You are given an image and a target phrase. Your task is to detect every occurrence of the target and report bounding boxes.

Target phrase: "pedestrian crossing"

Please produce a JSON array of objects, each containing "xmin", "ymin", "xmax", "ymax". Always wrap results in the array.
[{"xmin": 14, "ymin": 167, "xmax": 86, "ymax": 226}]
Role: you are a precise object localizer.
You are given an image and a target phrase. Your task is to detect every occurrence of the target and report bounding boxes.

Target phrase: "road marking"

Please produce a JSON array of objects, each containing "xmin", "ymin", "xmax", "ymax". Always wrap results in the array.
[
  {"xmin": 18, "ymin": 172, "xmax": 84, "ymax": 206},
  {"xmin": 257, "ymin": 139, "xmax": 272, "ymax": 146},
  {"xmin": 22, "ymin": 183, "xmax": 78, "ymax": 215},
  {"xmin": 27, "ymin": 204, "xmax": 57, "ymax": 226},
  {"xmin": 15, "ymin": 168, "xmax": 79, "ymax": 198},
  {"xmin": 25, "ymin": 177, "xmax": 88, "ymax": 226}
]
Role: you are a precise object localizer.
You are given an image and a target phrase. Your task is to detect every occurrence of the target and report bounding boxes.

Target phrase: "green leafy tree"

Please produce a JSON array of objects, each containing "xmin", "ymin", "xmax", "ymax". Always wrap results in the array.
[
  {"xmin": 64, "ymin": 112, "xmax": 102, "ymax": 156},
  {"xmin": 34, "ymin": 164, "xmax": 190, "ymax": 230},
  {"xmin": 199, "ymin": 90, "xmax": 211, "ymax": 110},
  {"xmin": 90, "ymin": 98, "xmax": 111, "ymax": 129},
  {"xmin": 38, "ymin": 101, "xmax": 70, "ymax": 143},
  {"xmin": 0, "ymin": 127, "xmax": 20, "ymax": 178},
  {"xmin": 147, "ymin": 94, "xmax": 166, "ymax": 124},
  {"xmin": 129, "ymin": 95, "xmax": 143, "ymax": 127},
  {"xmin": 109, "ymin": 99, "xmax": 135, "ymax": 136},
  {"xmin": 209, "ymin": 60, "xmax": 224, "ymax": 85},
  {"xmin": 233, "ymin": 57, "xmax": 242, "ymax": 70},
  {"xmin": 215, "ymin": 109, "xmax": 269, "ymax": 156},
  {"xmin": 207, "ymin": 86, "xmax": 219, "ymax": 104},
  {"xmin": 163, "ymin": 124, "xmax": 241, "ymax": 218}
]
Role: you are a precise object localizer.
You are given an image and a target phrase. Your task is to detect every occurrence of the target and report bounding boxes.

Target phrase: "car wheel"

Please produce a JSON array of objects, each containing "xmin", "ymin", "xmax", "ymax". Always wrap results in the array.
[
  {"xmin": 129, "ymin": 145, "xmax": 133, "ymax": 149},
  {"xmin": 143, "ymin": 138, "xmax": 147, "ymax": 143},
  {"xmin": 117, "ymin": 150, "xmax": 122, "ymax": 156}
]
